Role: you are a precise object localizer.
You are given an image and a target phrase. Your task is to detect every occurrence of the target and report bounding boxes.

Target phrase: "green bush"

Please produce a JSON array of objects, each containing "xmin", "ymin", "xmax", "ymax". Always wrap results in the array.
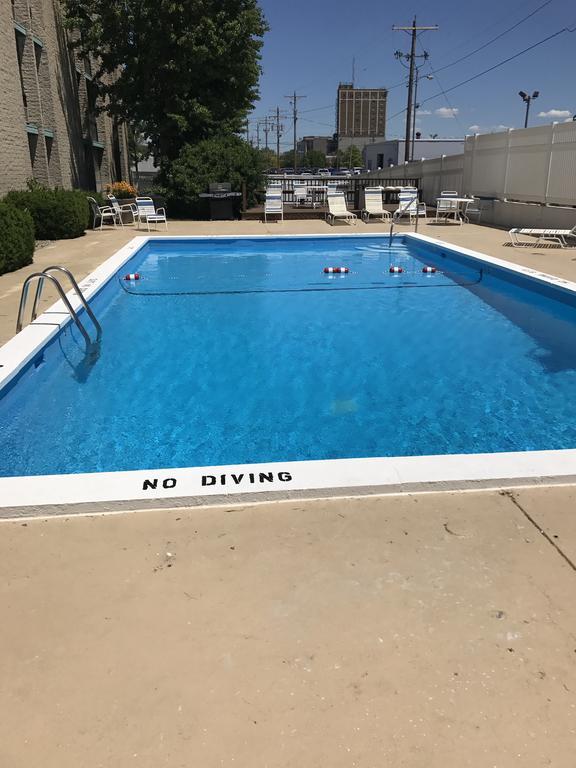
[
  {"xmin": 0, "ymin": 202, "xmax": 35, "ymax": 276},
  {"xmin": 4, "ymin": 187, "xmax": 89, "ymax": 239},
  {"xmin": 161, "ymin": 135, "xmax": 265, "ymax": 218}
]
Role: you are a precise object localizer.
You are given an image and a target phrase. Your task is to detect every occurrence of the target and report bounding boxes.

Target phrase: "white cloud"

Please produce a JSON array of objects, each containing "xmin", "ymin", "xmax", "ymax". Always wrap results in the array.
[
  {"xmin": 435, "ymin": 107, "xmax": 459, "ymax": 118},
  {"xmin": 416, "ymin": 109, "xmax": 432, "ymax": 116},
  {"xmin": 468, "ymin": 124, "xmax": 480, "ymax": 132},
  {"xmin": 537, "ymin": 109, "xmax": 571, "ymax": 119},
  {"xmin": 496, "ymin": 124, "xmax": 511, "ymax": 130}
]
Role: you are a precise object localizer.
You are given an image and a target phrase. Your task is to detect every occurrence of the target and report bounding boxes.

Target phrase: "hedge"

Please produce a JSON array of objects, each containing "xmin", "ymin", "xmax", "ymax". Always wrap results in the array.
[
  {"xmin": 4, "ymin": 188, "xmax": 89, "ymax": 240},
  {"xmin": 0, "ymin": 202, "xmax": 35, "ymax": 276}
]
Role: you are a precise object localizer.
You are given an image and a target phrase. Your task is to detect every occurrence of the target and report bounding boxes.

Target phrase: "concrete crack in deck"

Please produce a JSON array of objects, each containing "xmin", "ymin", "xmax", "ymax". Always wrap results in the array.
[{"xmin": 501, "ymin": 489, "xmax": 576, "ymax": 573}]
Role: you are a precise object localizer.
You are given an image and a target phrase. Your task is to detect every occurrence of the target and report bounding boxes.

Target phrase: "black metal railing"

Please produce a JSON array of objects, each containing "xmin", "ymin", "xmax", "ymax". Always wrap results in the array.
[{"xmin": 265, "ymin": 175, "xmax": 420, "ymax": 207}]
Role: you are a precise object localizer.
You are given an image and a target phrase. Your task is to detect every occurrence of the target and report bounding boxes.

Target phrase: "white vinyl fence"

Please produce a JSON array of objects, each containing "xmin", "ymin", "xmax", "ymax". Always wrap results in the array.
[{"xmin": 364, "ymin": 121, "xmax": 576, "ymax": 210}]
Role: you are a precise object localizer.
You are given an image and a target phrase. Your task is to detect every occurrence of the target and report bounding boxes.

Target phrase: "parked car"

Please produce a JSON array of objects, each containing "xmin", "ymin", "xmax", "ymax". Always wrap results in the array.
[{"xmin": 318, "ymin": 168, "xmax": 330, "ymax": 176}]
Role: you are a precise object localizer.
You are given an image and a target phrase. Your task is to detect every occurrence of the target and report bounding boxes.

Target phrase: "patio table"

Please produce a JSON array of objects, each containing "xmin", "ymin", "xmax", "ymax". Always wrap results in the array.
[{"xmin": 435, "ymin": 197, "xmax": 475, "ymax": 224}]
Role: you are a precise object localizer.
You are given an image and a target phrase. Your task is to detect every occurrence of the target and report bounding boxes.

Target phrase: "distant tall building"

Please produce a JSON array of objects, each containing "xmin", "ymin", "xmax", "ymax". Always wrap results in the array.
[{"xmin": 336, "ymin": 83, "xmax": 387, "ymax": 153}]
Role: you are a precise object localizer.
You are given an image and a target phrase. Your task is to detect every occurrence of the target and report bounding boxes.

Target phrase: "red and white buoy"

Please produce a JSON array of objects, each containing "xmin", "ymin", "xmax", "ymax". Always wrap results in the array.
[
  {"xmin": 389, "ymin": 266, "xmax": 403, "ymax": 274},
  {"xmin": 422, "ymin": 266, "xmax": 437, "ymax": 273},
  {"xmin": 123, "ymin": 273, "xmax": 140, "ymax": 281},
  {"xmin": 324, "ymin": 266, "xmax": 349, "ymax": 274}
]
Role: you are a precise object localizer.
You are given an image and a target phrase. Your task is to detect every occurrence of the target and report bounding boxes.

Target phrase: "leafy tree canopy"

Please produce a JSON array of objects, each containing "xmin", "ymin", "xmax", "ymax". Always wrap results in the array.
[
  {"xmin": 64, "ymin": 0, "xmax": 268, "ymax": 161},
  {"xmin": 300, "ymin": 150, "xmax": 326, "ymax": 168},
  {"xmin": 161, "ymin": 134, "xmax": 265, "ymax": 216},
  {"xmin": 335, "ymin": 145, "xmax": 364, "ymax": 168}
]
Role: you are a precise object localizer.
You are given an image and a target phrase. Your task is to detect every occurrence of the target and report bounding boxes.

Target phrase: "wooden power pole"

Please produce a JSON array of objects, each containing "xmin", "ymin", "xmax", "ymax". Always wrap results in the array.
[{"xmin": 393, "ymin": 17, "xmax": 438, "ymax": 162}]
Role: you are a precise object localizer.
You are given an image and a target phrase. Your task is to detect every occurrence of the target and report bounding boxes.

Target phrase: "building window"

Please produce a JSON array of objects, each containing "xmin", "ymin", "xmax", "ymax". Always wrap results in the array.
[
  {"xmin": 14, "ymin": 27, "xmax": 28, "ymax": 119},
  {"xmin": 33, "ymin": 39, "xmax": 42, "ymax": 70},
  {"xmin": 27, "ymin": 132, "xmax": 38, "ymax": 167},
  {"xmin": 45, "ymin": 134, "xmax": 54, "ymax": 164}
]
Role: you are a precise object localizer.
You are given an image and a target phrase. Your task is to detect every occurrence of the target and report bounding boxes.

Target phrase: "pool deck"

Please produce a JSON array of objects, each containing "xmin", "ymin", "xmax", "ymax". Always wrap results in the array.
[{"xmin": 2, "ymin": 219, "xmax": 576, "ymax": 766}]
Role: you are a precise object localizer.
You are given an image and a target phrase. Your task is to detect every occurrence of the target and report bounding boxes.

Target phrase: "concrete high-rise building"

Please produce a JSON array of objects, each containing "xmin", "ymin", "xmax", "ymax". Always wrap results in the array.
[
  {"xmin": 0, "ymin": 0, "xmax": 131, "ymax": 197},
  {"xmin": 336, "ymin": 83, "xmax": 387, "ymax": 153}
]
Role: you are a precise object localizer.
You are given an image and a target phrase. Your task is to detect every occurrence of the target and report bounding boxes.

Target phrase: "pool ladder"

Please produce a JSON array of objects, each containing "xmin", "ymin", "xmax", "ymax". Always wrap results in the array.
[
  {"xmin": 388, "ymin": 192, "xmax": 420, "ymax": 247},
  {"xmin": 16, "ymin": 266, "xmax": 102, "ymax": 349}
]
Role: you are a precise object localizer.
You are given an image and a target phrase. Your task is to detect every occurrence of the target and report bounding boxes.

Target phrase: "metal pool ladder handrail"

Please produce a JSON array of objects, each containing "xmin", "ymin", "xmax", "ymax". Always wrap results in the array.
[
  {"xmin": 16, "ymin": 268, "xmax": 100, "ymax": 348},
  {"xmin": 389, "ymin": 191, "xmax": 420, "ymax": 247},
  {"xmin": 31, "ymin": 266, "xmax": 101, "ymax": 341}
]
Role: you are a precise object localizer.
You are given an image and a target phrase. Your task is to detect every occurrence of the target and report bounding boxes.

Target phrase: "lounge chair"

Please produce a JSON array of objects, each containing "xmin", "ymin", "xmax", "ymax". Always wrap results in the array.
[
  {"xmin": 509, "ymin": 226, "xmax": 576, "ymax": 248},
  {"xmin": 361, "ymin": 188, "xmax": 391, "ymax": 223},
  {"xmin": 440, "ymin": 190, "xmax": 458, "ymax": 197},
  {"xmin": 135, "ymin": 197, "xmax": 168, "ymax": 231},
  {"xmin": 264, "ymin": 190, "xmax": 283, "ymax": 222},
  {"xmin": 326, "ymin": 191, "xmax": 357, "ymax": 226},
  {"xmin": 107, "ymin": 195, "xmax": 137, "ymax": 226},
  {"xmin": 87, "ymin": 196, "xmax": 117, "ymax": 229}
]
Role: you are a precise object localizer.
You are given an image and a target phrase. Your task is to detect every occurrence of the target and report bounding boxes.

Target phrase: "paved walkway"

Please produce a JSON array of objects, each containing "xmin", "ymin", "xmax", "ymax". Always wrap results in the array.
[
  {"xmin": 1, "ymin": 488, "xmax": 576, "ymax": 767},
  {"xmin": 2, "ymin": 219, "xmax": 576, "ymax": 766}
]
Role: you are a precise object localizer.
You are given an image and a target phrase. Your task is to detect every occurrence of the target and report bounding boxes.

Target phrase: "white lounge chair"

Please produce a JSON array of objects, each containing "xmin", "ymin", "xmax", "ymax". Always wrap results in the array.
[
  {"xmin": 440, "ymin": 190, "xmax": 458, "ymax": 197},
  {"xmin": 135, "ymin": 197, "xmax": 168, "ymax": 231},
  {"xmin": 326, "ymin": 191, "xmax": 357, "ymax": 226},
  {"xmin": 107, "ymin": 195, "xmax": 137, "ymax": 226},
  {"xmin": 509, "ymin": 226, "xmax": 576, "ymax": 248},
  {"xmin": 361, "ymin": 188, "xmax": 391, "ymax": 223},
  {"xmin": 264, "ymin": 190, "xmax": 283, "ymax": 222},
  {"xmin": 393, "ymin": 190, "xmax": 419, "ymax": 223},
  {"xmin": 87, "ymin": 196, "xmax": 117, "ymax": 229}
]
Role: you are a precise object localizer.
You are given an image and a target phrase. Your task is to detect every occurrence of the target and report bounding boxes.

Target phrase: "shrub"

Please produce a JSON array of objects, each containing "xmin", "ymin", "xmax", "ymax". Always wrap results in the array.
[
  {"xmin": 161, "ymin": 135, "xmax": 265, "ymax": 218},
  {"xmin": 0, "ymin": 202, "xmax": 35, "ymax": 276},
  {"xmin": 106, "ymin": 181, "xmax": 137, "ymax": 199},
  {"xmin": 4, "ymin": 187, "xmax": 89, "ymax": 239}
]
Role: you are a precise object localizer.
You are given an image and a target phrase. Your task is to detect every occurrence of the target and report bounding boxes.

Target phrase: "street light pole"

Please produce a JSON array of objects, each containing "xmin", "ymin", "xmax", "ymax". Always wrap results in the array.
[{"xmin": 519, "ymin": 90, "xmax": 539, "ymax": 128}]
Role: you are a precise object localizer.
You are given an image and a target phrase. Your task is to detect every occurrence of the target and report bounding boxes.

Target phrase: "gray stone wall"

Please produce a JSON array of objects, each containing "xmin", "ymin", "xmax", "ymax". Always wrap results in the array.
[{"xmin": 0, "ymin": 0, "xmax": 131, "ymax": 196}]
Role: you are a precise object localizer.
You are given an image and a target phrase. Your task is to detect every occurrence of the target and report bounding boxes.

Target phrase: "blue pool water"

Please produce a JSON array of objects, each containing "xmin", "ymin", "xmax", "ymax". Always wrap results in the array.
[{"xmin": 1, "ymin": 235, "xmax": 576, "ymax": 477}]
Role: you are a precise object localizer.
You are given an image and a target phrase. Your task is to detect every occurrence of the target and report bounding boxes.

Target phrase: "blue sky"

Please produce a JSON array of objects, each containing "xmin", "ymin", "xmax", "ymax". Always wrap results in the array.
[{"xmin": 250, "ymin": 0, "xmax": 576, "ymax": 150}]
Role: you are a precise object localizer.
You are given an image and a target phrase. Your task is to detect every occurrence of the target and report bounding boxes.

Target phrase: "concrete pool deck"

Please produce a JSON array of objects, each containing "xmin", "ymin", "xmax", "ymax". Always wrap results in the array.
[{"xmin": 1, "ymin": 219, "xmax": 576, "ymax": 766}]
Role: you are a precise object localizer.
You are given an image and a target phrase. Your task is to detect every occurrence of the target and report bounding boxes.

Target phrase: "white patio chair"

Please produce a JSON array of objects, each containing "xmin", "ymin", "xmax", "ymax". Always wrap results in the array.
[
  {"xmin": 264, "ymin": 190, "xmax": 283, "ymax": 222},
  {"xmin": 393, "ymin": 190, "xmax": 418, "ymax": 223},
  {"xmin": 326, "ymin": 191, "xmax": 357, "ymax": 226},
  {"xmin": 361, "ymin": 188, "xmax": 391, "ymax": 222},
  {"xmin": 87, "ymin": 196, "xmax": 117, "ymax": 230},
  {"xmin": 107, "ymin": 195, "xmax": 137, "ymax": 226},
  {"xmin": 135, "ymin": 197, "xmax": 168, "ymax": 231},
  {"xmin": 293, "ymin": 184, "xmax": 309, "ymax": 206},
  {"xmin": 508, "ymin": 226, "xmax": 576, "ymax": 248},
  {"xmin": 434, "ymin": 197, "xmax": 461, "ymax": 224}
]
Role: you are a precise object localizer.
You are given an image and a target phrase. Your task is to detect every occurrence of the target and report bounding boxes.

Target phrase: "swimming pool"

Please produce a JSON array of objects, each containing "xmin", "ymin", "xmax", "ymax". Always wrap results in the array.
[{"xmin": 2, "ymin": 233, "xmax": 576, "ymax": 510}]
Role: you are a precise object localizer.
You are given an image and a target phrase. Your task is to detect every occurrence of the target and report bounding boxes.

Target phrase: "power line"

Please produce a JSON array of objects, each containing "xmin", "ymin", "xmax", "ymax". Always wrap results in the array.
[
  {"xmin": 284, "ymin": 91, "xmax": 306, "ymax": 169},
  {"xmin": 386, "ymin": 24, "xmax": 576, "ymax": 129},
  {"xmin": 432, "ymin": 0, "xmax": 554, "ymax": 75}
]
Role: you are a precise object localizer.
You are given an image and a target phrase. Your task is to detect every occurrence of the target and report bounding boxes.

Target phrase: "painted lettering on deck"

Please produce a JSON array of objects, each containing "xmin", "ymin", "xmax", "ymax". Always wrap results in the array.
[
  {"xmin": 142, "ymin": 477, "xmax": 177, "ymax": 491},
  {"xmin": 201, "ymin": 471, "xmax": 293, "ymax": 486}
]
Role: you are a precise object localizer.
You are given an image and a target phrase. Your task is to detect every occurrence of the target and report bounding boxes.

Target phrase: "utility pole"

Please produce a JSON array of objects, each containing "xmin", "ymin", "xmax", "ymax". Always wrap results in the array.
[
  {"xmin": 284, "ymin": 91, "xmax": 306, "ymax": 170},
  {"xmin": 411, "ymin": 70, "xmax": 433, "ymax": 161},
  {"xmin": 393, "ymin": 17, "xmax": 438, "ymax": 162},
  {"xmin": 256, "ymin": 121, "xmax": 260, "ymax": 150},
  {"xmin": 262, "ymin": 117, "xmax": 270, "ymax": 150},
  {"xmin": 270, "ymin": 107, "xmax": 285, "ymax": 170}
]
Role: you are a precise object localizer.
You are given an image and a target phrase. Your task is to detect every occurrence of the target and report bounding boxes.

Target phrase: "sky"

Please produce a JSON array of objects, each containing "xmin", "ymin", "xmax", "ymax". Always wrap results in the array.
[{"xmin": 250, "ymin": 0, "xmax": 576, "ymax": 151}]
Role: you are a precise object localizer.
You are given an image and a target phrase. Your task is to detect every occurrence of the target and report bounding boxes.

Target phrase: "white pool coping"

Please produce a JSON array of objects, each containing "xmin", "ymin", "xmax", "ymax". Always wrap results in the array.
[{"xmin": 1, "ymin": 231, "xmax": 576, "ymax": 514}]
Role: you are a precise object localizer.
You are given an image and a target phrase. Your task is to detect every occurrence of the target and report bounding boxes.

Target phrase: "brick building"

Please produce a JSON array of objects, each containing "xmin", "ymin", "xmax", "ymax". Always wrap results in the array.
[
  {"xmin": 0, "ymin": 0, "xmax": 131, "ymax": 196},
  {"xmin": 336, "ymin": 83, "xmax": 387, "ymax": 153}
]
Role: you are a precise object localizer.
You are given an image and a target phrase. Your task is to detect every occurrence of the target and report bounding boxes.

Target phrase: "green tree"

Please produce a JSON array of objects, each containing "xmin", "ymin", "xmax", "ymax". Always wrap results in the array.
[
  {"xmin": 161, "ymin": 134, "xmax": 265, "ymax": 217},
  {"xmin": 336, "ymin": 145, "xmax": 363, "ymax": 168},
  {"xmin": 300, "ymin": 150, "xmax": 326, "ymax": 168},
  {"xmin": 63, "ymin": 0, "xmax": 268, "ymax": 162}
]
